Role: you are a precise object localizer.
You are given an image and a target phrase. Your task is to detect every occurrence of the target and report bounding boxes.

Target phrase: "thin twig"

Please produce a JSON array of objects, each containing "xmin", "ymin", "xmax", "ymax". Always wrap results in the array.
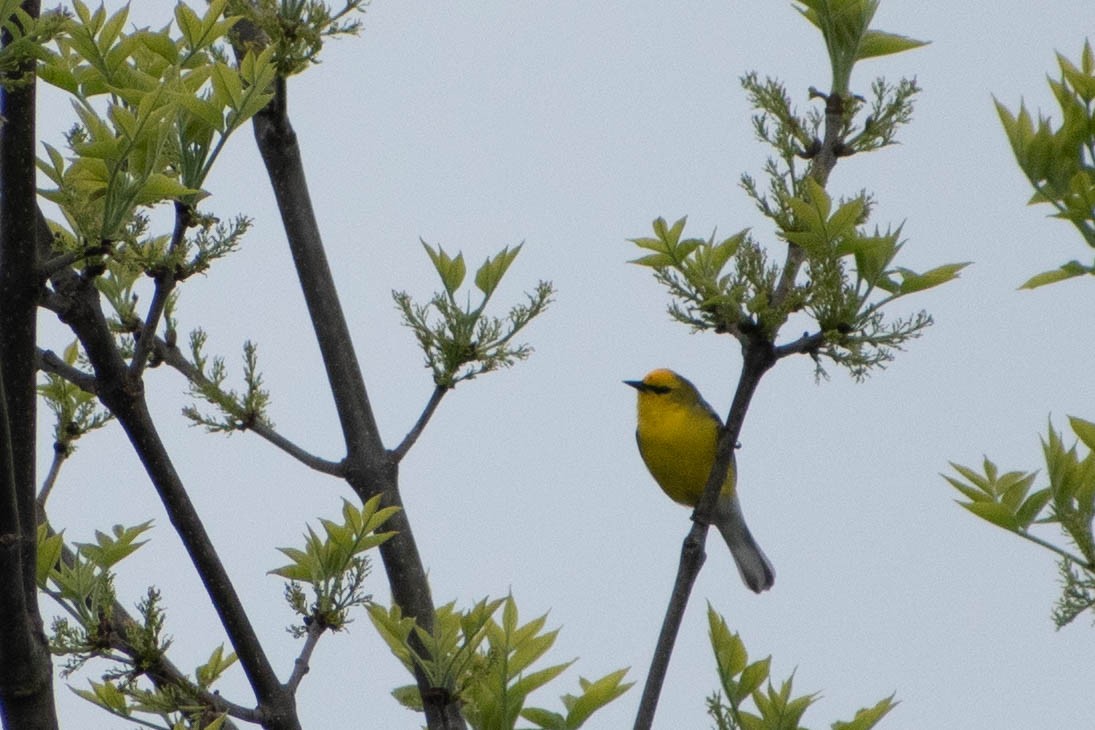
[
  {"xmin": 771, "ymin": 91, "xmax": 847, "ymax": 310},
  {"xmin": 37, "ymin": 348, "xmax": 99, "ymax": 394},
  {"xmin": 130, "ymin": 202, "xmax": 189, "ymax": 379},
  {"xmin": 633, "ymin": 344, "xmax": 775, "ymax": 730},
  {"xmin": 1018, "ymin": 530, "xmax": 1095, "ymax": 572},
  {"xmin": 632, "ymin": 521, "xmax": 707, "ymax": 730},
  {"xmin": 153, "ymin": 338, "xmax": 345, "ymax": 476},
  {"xmin": 46, "ymin": 250, "xmax": 297, "ymax": 727},
  {"xmin": 36, "ymin": 514, "xmax": 256, "ymax": 726},
  {"xmin": 285, "ymin": 621, "xmax": 325, "ymax": 693},
  {"xmin": 773, "ymin": 330, "xmax": 826, "ymax": 359},
  {"xmin": 38, "ymin": 248, "xmax": 101, "ymax": 278},
  {"xmin": 391, "ymin": 385, "xmax": 447, "ymax": 462},
  {"xmin": 35, "ymin": 448, "xmax": 66, "ymax": 512}
]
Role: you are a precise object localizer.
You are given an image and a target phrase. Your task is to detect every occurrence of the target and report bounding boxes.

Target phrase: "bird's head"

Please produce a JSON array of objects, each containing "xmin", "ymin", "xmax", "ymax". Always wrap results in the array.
[{"xmin": 624, "ymin": 368, "xmax": 700, "ymax": 406}]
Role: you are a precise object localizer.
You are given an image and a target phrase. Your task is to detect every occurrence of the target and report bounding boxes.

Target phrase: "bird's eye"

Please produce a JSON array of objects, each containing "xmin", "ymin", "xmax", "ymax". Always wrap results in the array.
[{"xmin": 648, "ymin": 385, "xmax": 671, "ymax": 395}]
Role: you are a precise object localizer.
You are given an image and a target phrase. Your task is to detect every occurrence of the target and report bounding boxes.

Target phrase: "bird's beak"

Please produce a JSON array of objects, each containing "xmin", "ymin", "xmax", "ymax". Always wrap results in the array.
[{"xmin": 624, "ymin": 379, "xmax": 646, "ymax": 391}]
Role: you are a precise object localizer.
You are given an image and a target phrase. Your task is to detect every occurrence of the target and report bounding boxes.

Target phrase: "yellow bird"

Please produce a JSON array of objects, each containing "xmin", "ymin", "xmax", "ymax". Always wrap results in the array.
[{"xmin": 625, "ymin": 369, "xmax": 774, "ymax": 593}]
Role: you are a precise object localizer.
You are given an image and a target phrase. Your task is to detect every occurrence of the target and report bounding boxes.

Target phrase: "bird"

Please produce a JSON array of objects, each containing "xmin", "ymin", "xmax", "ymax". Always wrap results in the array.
[{"xmin": 625, "ymin": 368, "xmax": 774, "ymax": 593}]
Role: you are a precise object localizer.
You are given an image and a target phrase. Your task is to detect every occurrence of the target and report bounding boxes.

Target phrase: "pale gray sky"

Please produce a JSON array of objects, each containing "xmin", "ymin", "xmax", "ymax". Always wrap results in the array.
[{"xmin": 37, "ymin": 2, "xmax": 1095, "ymax": 728}]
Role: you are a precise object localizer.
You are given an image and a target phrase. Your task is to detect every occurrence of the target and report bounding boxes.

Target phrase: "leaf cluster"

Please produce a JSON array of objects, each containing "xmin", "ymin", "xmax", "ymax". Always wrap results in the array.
[
  {"xmin": 182, "ymin": 332, "xmax": 271, "ymax": 434},
  {"xmin": 270, "ymin": 495, "xmax": 398, "ymax": 635},
  {"xmin": 38, "ymin": 522, "xmax": 242, "ymax": 728},
  {"xmin": 793, "ymin": 0, "xmax": 926, "ymax": 96},
  {"xmin": 226, "ymin": 0, "xmax": 368, "ymax": 76},
  {"xmin": 739, "ymin": 72, "xmax": 919, "ymax": 229},
  {"xmin": 369, "ymin": 595, "xmax": 631, "ymax": 729},
  {"xmin": 787, "ymin": 179, "xmax": 964, "ymax": 378},
  {"xmin": 633, "ymin": 12, "xmax": 950, "ymax": 381},
  {"xmin": 631, "ymin": 217, "xmax": 781, "ymax": 337},
  {"xmin": 38, "ymin": 340, "xmax": 113, "ymax": 456},
  {"xmin": 37, "ymin": 1, "xmax": 273, "ymax": 242},
  {"xmin": 631, "ymin": 194, "xmax": 964, "ymax": 379},
  {"xmin": 947, "ymin": 416, "xmax": 1095, "ymax": 628},
  {"xmin": 0, "ymin": 2, "xmax": 67, "ymax": 84},
  {"xmin": 71, "ymin": 660, "xmax": 232, "ymax": 730},
  {"xmin": 706, "ymin": 606, "xmax": 896, "ymax": 730},
  {"xmin": 997, "ymin": 41, "xmax": 1095, "ymax": 287},
  {"xmin": 394, "ymin": 241, "xmax": 554, "ymax": 388}
]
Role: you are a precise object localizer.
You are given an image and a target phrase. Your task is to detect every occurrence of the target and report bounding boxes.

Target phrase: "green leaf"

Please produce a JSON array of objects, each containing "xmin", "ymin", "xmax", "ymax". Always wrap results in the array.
[
  {"xmin": 1070, "ymin": 416, "xmax": 1095, "ymax": 451},
  {"xmin": 210, "ymin": 61, "xmax": 243, "ymax": 109},
  {"xmin": 960, "ymin": 500, "xmax": 1020, "ymax": 531},
  {"xmin": 62, "ymin": 339, "xmax": 80, "ymax": 366},
  {"xmin": 174, "ymin": 2, "xmax": 203, "ymax": 49},
  {"xmin": 832, "ymin": 693, "xmax": 899, "ymax": 730},
  {"xmin": 97, "ymin": 5, "xmax": 129, "ymax": 53},
  {"xmin": 511, "ymin": 660, "xmax": 573, "ymax": 700},
  {"xmin": 1016, "ymin": 488, "xmax": 1052, "ymax": 528},
  {"xmin": 74, "ymin": 521, "xmax": 152, "ymax": 569},
  {"xmin": 944, "ymin": 475, "xmax": 992, "ymax": 504},
  {"xmin": 76, "ymin": 680, "xmax": 129, "ymax": 714},
  {"xmin": 136, "ymin": 29, "xmax": 179, "ymax": 64},
  {"xmin": 896, "ymin": 262, "xmax": 970, "ymax": 295},
  {"xmin": 36, "ymin": 526, "xmax": 64, "ymax": 588},
  {"xmin": 999, "ymin": 470, "xmax": 1037, "ymax": 512},
  {"xmin": 178, "ymin": 94, "xmax": 226, "ymax": 134},
  {"xmin": 1019, "ymin": 262, "xmax": 1091, "ymax": 289},
  {"xmin": 475, "ymin": 243, "xmax": 523, "ymax": 297},
  {"xmin": 628, "ymin": 252, "xmax": 677, "ymax": 268},
  {"xmin": 737, "ymin": 657, "xmax": 771, "ymax": 703},
  {"xmin": 654, "ymin": 216, "xmax": 686, "ymax": 247},
  {"xmin": 421, "ymin": 240, "xmax": 466, "ymax": 296},
  {"xmin": 134, "ymin": 173, "xmax": 203, "ymax": 206},
  {"xmin": 521, "ymin": 707, "xmax": 567, "ymax": 730},
  {"xmin": 948, "ymin": 461, "xmax": 991, "ymax": 492},
  {"xmin": 564, "ymin": 668, "xmax": 633, "ymax": 728},
  {"xmin": 856, "ymin": 30, "xmax": 928, "ymax": 60},
  {"xmin": 390, "ymin": 684, "xmax": 423, "ymax": 711},
  {"xmin": 708, "ymin": 603, "xmax": 747, "ymax": 685}
]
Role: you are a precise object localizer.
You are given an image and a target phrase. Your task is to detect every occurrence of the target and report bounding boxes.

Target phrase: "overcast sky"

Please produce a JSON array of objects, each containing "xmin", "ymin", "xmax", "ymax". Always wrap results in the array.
[{"xmin": 35, "ymin": 2, "xmax": 1095, "ymax": 728}]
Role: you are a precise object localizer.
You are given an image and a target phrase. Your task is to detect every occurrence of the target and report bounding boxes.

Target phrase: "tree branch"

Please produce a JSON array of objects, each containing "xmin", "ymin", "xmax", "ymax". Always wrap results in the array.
[
  {"xmin": 633, "ymin": 341, "xmax": 776, "ymax": 730},
  {"xmin": 773, "ymin": 330, "xmax": 827, "ymax": 359},
  {"xmin": 37, "ymin": 347, "xmax": 99, "ymax": 393},
  {"xmin": 0, "ymin": 1, "xmax": 59, "ymax": 725},
  {"xmin": 129, "ymin": 202, "xmax": 189, "ymax": 379},
  {"xmin": 152, "ymin": 338, "xmax": 346, "ymax": 476},
  {"xmin": 250, "ymin": 76, "xmax": 464, "ymax": 729},
  {"xmin": 39, "ymin": 209, "xmax": 301, "ymax": 730},
  {"xmin": 36, "ymin": 515, "xmax": 255, "ymax": 728},
  {"xmin": 772, "ymin": 91, "xmax": 848, "ymax": 309},
  {"xmin": 35, "ymin": 444, "xmax": 65, "ymax": 513},
  {"xmin": 391, "ymin": 385, "xmax": 447, "ymax": 463},
  {"xmin": 285, "ymin": 621, "xmax": 324, "ymax": 694}
]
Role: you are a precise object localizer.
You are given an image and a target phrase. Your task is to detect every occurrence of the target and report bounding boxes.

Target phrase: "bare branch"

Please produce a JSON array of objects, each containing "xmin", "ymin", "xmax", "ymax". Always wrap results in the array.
[
  {"xmin": 633, "ymin": 343, "xmax": 775, "ymax": 730},
  {"xmin": 774, "ymin": 330, "xmax": 827, "ymax": 359},
  {"xmin": 35, "ymin": 448, "xmax": 66, "ymax": 513},
  {"xmin": 37, "ymin": 348, "xmax": 98, "ymax": 394},
  {"xmin": 153, "ymin": 338, "xmax": 345, "ymax": 476},
  {"xmin": 129, "ymin": 202, "xmax": 190, "ymax": 379},
  {"xmin": 285, "ymin": 620, "xmax": 324, "ymax": 694},
  {"xmin": 390, "ymin": 385, "xmax": 447, "ymax": 463}
]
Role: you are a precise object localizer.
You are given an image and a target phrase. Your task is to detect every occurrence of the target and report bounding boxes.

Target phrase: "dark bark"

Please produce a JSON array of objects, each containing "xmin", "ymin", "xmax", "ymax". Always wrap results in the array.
[
  {"xmin": 0, "ymin": 2, "xmax": 60, "ymax": 727},
  {"xmin": 46, "ymin": 258, "xmax": 302, "ymax": 729},
  {"xmin": 634, "ymin": 90, "xmax": 847, "ymax": 730},
  {"xmin": 250, "ymin": 81, "xmax": 466, "ymax": 729}
]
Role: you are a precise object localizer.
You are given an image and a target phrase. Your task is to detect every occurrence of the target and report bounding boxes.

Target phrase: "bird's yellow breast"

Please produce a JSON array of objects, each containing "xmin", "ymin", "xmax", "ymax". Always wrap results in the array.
[{"xmin": 635, "ymin": 396, "xmax": 733, "ymax": 506}]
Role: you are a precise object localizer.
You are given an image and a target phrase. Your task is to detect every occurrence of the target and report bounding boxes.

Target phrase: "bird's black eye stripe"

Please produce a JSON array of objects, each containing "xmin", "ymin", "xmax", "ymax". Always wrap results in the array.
[{"xmin": 648, "ymin": 385, "xmax": 671, "ymax": 394}]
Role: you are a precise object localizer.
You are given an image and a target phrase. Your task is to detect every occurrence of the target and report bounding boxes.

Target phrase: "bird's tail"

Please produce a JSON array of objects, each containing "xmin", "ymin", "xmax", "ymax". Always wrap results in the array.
[{"xmin": 713, "ymin": 493, "xmax": 775, "ymax": 593}]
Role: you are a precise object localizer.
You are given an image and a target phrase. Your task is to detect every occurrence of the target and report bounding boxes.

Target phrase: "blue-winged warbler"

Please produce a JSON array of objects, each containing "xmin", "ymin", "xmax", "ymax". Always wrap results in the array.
[{"xmin": 625, "ymin": 369, "xmax": 774, "ymax": 593}]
